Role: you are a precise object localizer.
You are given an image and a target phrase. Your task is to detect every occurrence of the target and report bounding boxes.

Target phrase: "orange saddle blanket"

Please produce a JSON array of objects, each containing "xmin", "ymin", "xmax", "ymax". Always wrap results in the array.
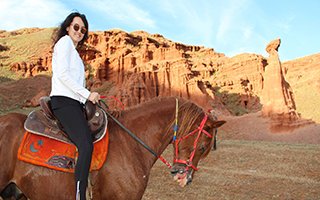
[{"xmin": 18, "ymin": 131, "xmax": 109, "ymax": 173}]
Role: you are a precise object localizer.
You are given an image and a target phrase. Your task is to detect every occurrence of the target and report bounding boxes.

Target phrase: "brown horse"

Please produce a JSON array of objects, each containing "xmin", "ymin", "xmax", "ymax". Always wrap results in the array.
[{"xmin": 0, "ymin": 97, "xmax": 225, "ymax": 199}]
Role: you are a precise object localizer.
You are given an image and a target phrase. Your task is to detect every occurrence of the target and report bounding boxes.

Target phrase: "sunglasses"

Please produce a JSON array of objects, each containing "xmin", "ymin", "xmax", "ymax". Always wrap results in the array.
[{"xmin": 72, "ymin": 23, "xmax": 87, "ymax": 34}]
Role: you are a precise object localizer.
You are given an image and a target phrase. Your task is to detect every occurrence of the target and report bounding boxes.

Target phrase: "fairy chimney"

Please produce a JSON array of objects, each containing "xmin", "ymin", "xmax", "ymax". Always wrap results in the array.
[{"xmin": 261, "ymin": 38, "xmax": 298, "ymax": 119}]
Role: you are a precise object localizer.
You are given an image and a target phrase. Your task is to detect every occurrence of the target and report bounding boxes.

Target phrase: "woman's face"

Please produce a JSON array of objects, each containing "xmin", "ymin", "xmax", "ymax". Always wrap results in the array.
[{"xmin": 66, "ymin": 16, "xmax": 87, "ymax": 46}]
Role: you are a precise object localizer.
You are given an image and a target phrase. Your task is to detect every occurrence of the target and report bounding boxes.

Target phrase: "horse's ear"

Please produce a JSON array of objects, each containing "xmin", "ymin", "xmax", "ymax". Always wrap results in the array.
[{"xmin": 211, "ymin": 120, "xmax": 226, "ymax": 128}]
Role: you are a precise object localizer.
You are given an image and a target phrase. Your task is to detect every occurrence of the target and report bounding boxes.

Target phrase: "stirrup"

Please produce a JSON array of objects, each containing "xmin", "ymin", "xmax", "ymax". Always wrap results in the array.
[{"xmin": 76, "ymin": 181, "xmax": 80, "ymax": 200}]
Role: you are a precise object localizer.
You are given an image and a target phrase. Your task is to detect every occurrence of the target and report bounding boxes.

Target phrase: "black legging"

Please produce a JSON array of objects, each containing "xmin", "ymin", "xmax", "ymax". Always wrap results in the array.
[{"xmin": 51, "ymin": 96, "xmax": 93, "ymax": 200}]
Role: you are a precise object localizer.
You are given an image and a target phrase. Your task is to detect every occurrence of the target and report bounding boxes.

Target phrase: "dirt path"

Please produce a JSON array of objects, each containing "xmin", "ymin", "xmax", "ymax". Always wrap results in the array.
[{"xmin": 143, "ymin": 140, "xmax": 320, "ymax": 200}]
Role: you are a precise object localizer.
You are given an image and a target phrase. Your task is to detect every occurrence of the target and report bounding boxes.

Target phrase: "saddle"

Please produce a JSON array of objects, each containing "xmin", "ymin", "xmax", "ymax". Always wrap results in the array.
[{"xmin": 24, "ymin": 96, "xmax": 108, "ymax": 144}]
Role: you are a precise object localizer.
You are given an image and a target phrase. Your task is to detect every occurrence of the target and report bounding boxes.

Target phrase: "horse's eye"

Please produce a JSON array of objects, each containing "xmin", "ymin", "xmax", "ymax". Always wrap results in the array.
[{"xmin": 199, "ymin": 145, "xmax": 206, "ymax": 154}]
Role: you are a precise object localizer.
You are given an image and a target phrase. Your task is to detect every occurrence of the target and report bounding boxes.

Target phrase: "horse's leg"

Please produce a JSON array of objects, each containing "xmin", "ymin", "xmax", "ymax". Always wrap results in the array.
[
  {"xmin": 12, "ymin": 160, "xmax": 75, "ymax": 200},
  {"xmin": 0, "ymin": 113, "xmax": 75, "ymax": 199},
  {"xmin": 0, "ymin": 113, "xmax": 30, "ymax": 200},
  {"xmin": 0, "ymin": 182, "xmax": 27, "ymax": 200},
  {"xmin": 0, "ymin": 113, "xmax": 27, "ymax": 192}
]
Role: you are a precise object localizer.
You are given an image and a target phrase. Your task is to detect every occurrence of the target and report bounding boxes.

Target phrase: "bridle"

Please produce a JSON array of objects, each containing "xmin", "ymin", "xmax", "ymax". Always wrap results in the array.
[
  {"xmin": 99, "ymin": 99, "xmax": 217, "ymax": 171},
  {"xmin": 173, "ymin": 114, "xmax": 213, "ymax": 171}
]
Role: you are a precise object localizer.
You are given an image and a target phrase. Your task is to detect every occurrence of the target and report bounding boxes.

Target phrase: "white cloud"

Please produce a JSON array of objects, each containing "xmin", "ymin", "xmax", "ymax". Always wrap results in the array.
[
  {"xmin": 242, "ymin": 26, "xmax": 253, "ymax": 40},
  {"xmin": 216, "ymin": 0, "xmax": 250, "ymax": 41},
  {"xmin": 275, "ymin": 15, "xmax": 294, "ymax": 34},
  {"xmin": 0, "ymin": 0, "xmax": 70, "ymax": 30},
  {"xmin": 147, "ymin": 0, "xmax": 217, "ymax": 47},
  {"xmin": 80, "ymin": 0, "xmax": 156, "ymax": 29},
  {"xmin": 155, "ymin": 0, "xmax": 178, "ymax": 19}
]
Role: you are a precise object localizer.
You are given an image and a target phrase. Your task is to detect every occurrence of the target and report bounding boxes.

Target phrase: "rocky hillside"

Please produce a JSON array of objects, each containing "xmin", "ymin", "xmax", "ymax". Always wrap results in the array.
[{"xmin": 0, "ymin": 28, "xmax": 319, "ymax": 123}]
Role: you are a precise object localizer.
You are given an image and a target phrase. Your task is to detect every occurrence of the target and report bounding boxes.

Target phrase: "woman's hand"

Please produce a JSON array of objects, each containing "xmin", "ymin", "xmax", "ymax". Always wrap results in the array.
[{"xmin": 88, "ymin": 92, "xmax": 100, "ymax": 104}]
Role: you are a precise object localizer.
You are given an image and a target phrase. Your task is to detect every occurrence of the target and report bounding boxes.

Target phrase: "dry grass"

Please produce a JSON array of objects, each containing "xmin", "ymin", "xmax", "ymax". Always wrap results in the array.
[
  {"xmin": 143, "ymin": 140, "xmax": 320, "ymax": 200},
  {"xmin": 0, "ymin": 28, "xmax": 53, "ymax": 66}
]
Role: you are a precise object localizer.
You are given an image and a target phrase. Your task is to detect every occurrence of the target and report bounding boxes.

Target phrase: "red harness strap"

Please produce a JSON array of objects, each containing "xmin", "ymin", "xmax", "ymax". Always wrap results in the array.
[
  {"xmin": 100, "ymin": 98, "xmax": 212, "ymax": 171},
  {"xmin": 173, "ymin": 114, "xmax": 211, "ymax": 171}
]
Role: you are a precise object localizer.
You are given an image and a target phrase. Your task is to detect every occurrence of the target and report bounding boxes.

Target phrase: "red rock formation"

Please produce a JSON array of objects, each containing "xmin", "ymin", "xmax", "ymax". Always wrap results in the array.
[
  {"xmin": 5, "ymin": 29, "xmax": 318, "ymax": 124},
  {"xmin": 282, "ymin": 53, "xmax": 320, "ymax": 123},
  {"xmin": 260, "ymin": 39, "xmax": 314, "ymax": 129},
  {"xmin": 0, "ymin": 44, "xmax": 9, "ymax": 51},
  {"xmin": 5, "ymin": 30, "xmax": 266, "ymax": 114},
  {"xmin": 10, "ymin": 56, "xmax": 50, "ymax": 77},
  {"xmin": 77, "ymin": 30, "xmax": 227, "ymax": 111},
  {"xmin": 261, "ymin": 39, "xmax": 297, "ymax": 117},
  {"xmin": 24, "ymin": 89, "xmax": 49, "ymax": 107}
]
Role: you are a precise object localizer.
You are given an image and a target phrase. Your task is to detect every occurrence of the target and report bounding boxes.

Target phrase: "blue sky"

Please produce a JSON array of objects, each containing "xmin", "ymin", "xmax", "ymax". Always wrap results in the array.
[{"xmin": 0, "ymin": 0, "xmax": 319, "ymax": 61}]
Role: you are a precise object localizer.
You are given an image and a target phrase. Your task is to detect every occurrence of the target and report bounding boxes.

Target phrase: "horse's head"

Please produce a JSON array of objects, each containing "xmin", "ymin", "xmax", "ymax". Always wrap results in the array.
[{"xmin": 170, "ymin": 102, "xmax": 225, "ymax": 187}]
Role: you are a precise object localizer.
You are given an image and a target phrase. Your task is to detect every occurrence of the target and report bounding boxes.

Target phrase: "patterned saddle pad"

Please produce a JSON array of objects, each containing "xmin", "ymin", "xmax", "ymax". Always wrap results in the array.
[{"xmin": 18, "ymin": 130, "xmax": 109, "ymax": 173}]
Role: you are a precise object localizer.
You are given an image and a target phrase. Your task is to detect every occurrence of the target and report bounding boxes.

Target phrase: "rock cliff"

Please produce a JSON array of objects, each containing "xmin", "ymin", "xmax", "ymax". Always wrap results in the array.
[{"xmin": 5, "ymin": 29, "xmax": 319, "ymax": 126}]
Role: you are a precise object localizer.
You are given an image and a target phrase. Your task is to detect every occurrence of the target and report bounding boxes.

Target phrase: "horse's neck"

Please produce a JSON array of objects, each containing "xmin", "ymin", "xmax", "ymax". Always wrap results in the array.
[
  {"xmin": 119, "ymin": 97, "xmax": 177, "ymax": 164},
  {"xmin": 142, "ymin": 98, "xmax": 177, "ymax": 152}
]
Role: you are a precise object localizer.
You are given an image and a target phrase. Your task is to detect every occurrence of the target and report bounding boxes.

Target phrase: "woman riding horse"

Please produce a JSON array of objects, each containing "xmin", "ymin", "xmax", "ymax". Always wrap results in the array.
[{"xmin": 0, "ymin": 97, "xmax": 225, "ymax": 199}]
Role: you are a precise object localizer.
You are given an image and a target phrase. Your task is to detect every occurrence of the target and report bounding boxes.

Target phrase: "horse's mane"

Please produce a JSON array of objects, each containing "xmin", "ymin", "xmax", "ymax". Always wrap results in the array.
[
  {"xmin": 162, "ymin": 97, "xmax": 206, "ymax": 138},
  {"xmin": 119, "ymin": 96, "xmax": 207, "ymax": 138},
  {"xmin": 175, "ymin": 99, "xmax": 204, "ymax": 138}
]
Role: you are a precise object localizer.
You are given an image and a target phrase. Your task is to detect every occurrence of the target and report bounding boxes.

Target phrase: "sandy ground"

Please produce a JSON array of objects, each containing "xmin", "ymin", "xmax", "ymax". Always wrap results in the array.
[
  {"xmin": 143, "ymin": 113, "xmax": 320, "ymax": 200},
  {"xmin": 219, "ymin": 112, "xmax": 320, "ymax": 144}
]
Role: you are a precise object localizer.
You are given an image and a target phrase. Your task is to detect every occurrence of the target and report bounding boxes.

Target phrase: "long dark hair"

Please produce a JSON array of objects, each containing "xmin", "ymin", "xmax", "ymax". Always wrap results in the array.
[{"xmin": 52, "ymin": 12, "xmax": 89, "ymax": 48}]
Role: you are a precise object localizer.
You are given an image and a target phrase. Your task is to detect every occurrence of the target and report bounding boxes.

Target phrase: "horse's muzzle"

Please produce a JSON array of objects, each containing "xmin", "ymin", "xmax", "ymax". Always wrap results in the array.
[{"xmin": 171, "ymin": 164, "xmax": 193, "ymax": 187}]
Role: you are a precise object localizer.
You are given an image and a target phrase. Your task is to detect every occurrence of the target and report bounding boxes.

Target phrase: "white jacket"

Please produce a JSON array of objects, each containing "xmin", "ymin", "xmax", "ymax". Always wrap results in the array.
[{"xmin": 50, "ymin": 35, "xmax": 90, "ymax": 104}]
